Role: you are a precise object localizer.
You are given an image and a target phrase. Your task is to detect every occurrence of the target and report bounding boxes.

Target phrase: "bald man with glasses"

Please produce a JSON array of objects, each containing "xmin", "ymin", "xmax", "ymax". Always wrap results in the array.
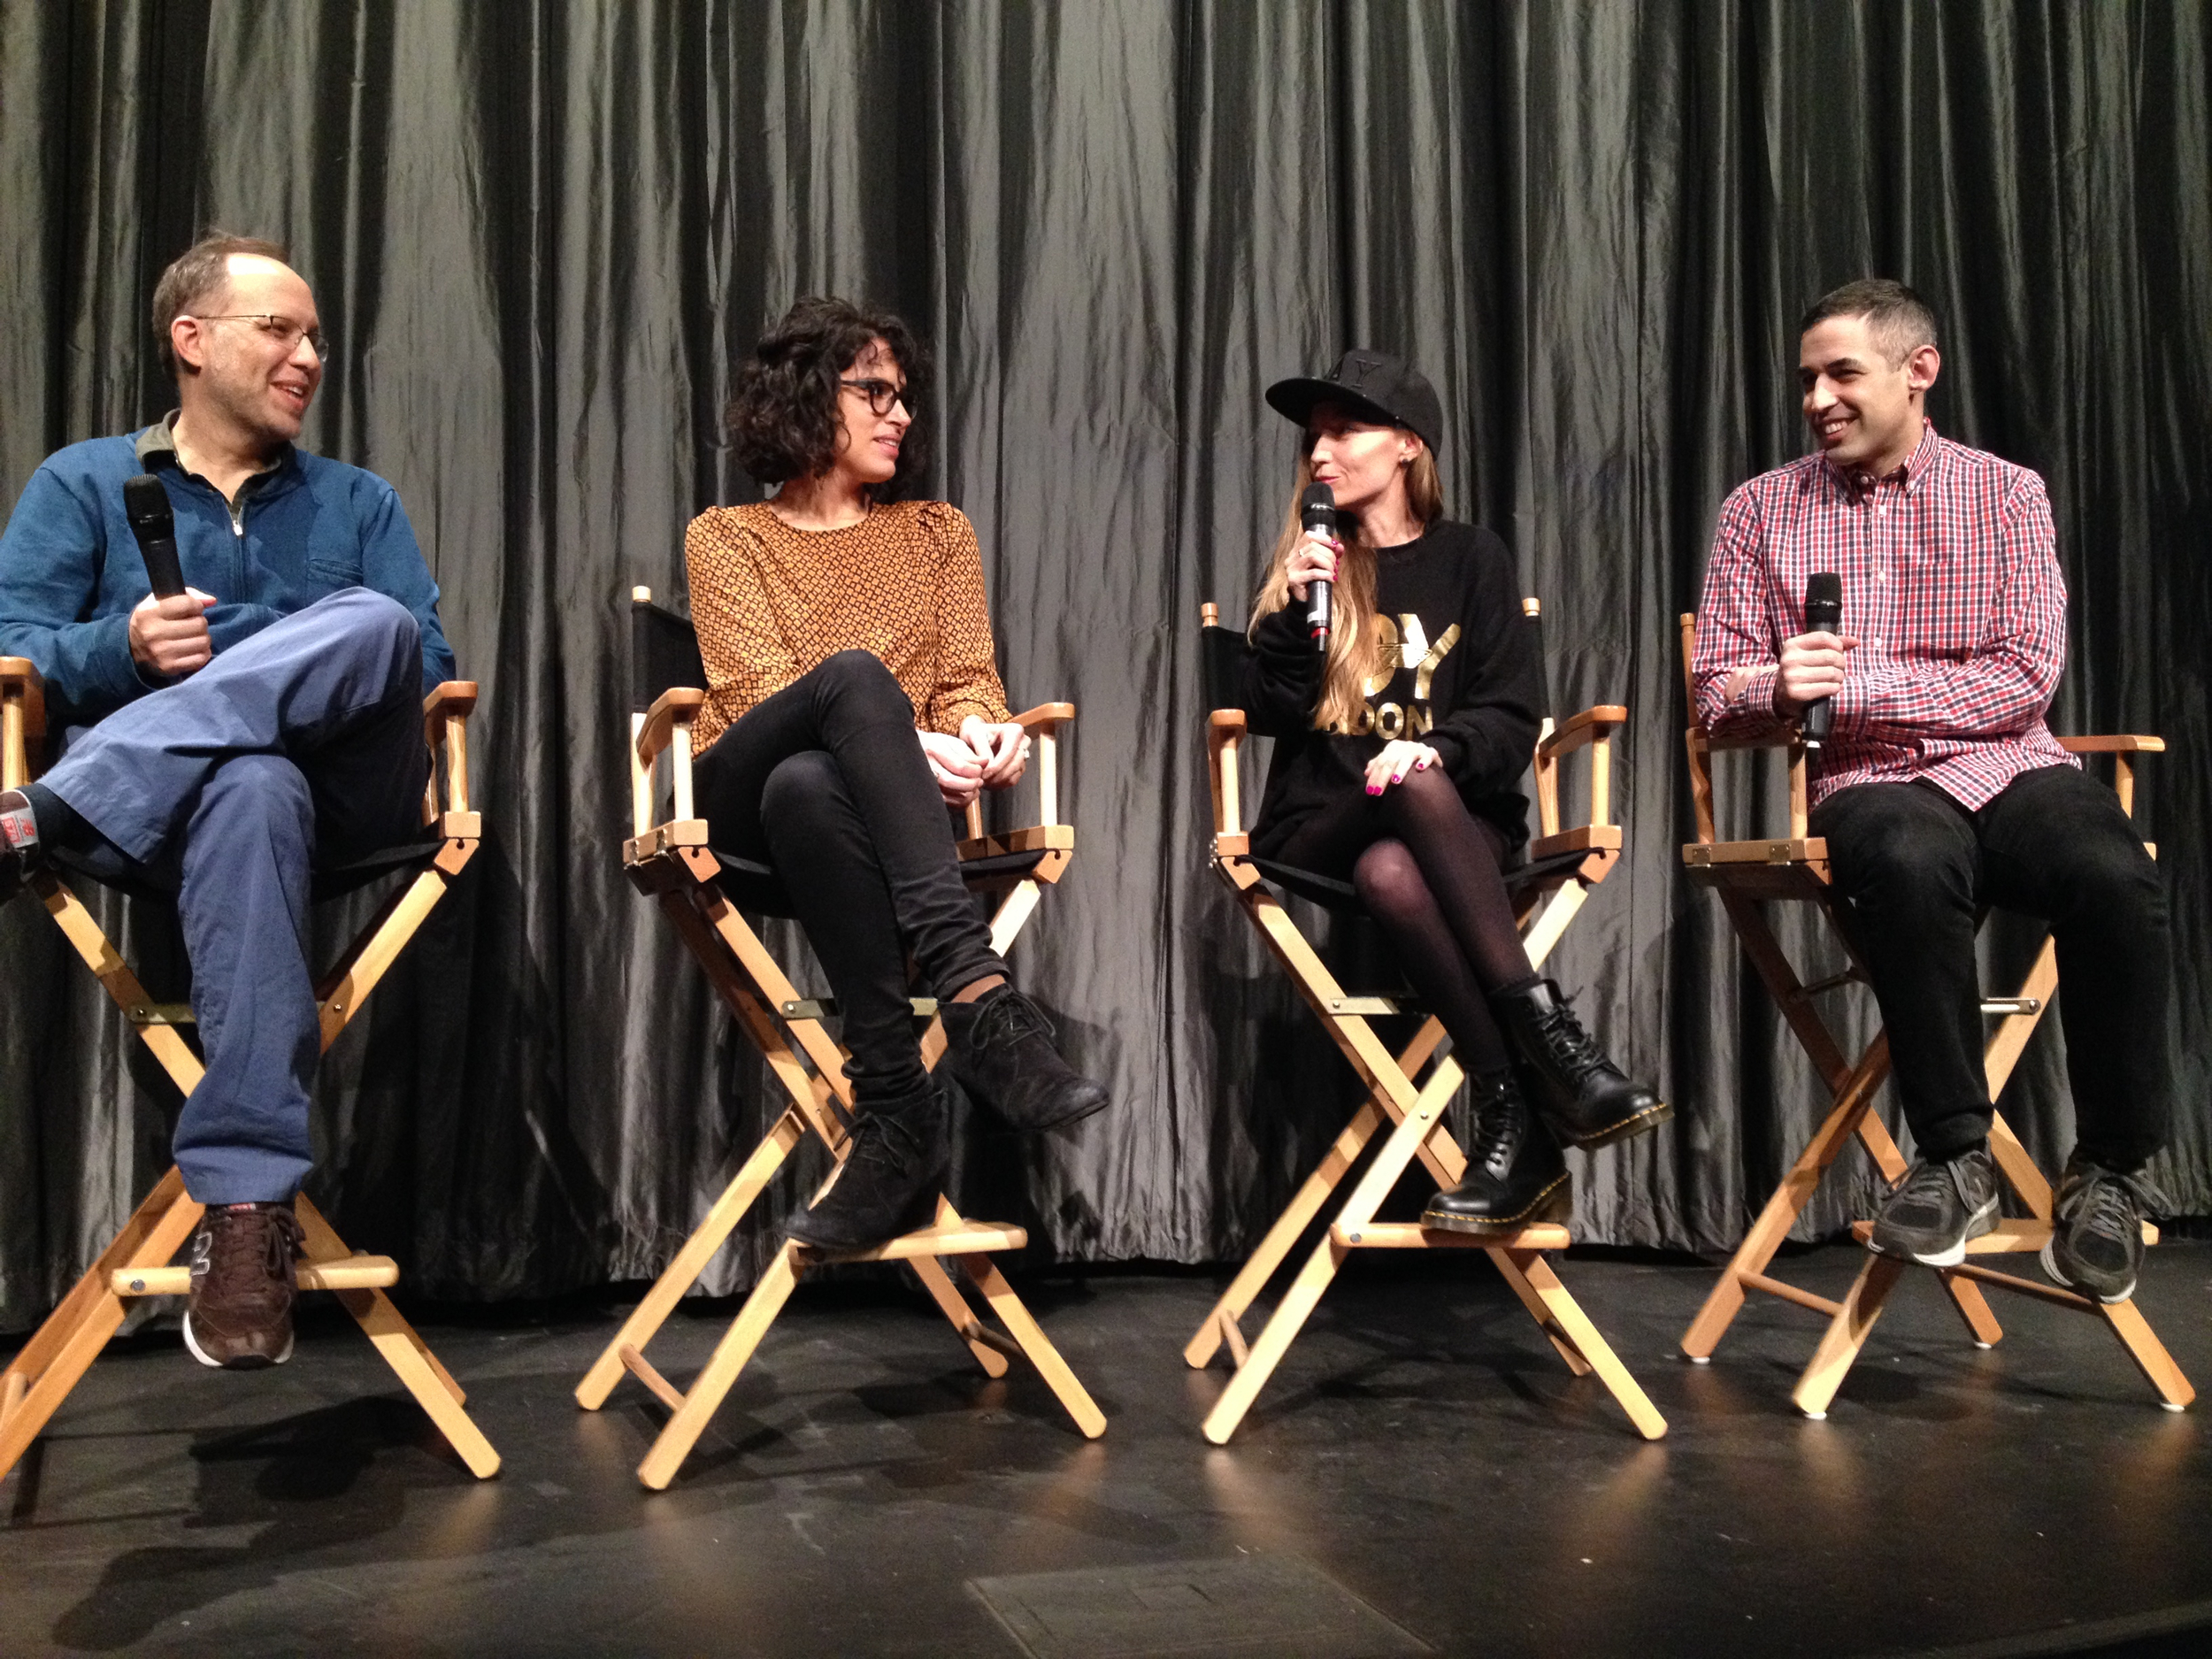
[{"xmin": 0, "ymin": 233, "xmax": 457, "ymax": 1372}]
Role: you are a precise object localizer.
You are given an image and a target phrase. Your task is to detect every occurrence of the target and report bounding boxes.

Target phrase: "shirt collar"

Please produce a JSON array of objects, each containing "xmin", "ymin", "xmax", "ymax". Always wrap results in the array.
[
  {"xmin": 135, "ymin": 412, "xmax": 295, "ymax": 491},
  {"xmin": 1832, "ymin": 418, "xmax": 1939, "ymax": 499}
]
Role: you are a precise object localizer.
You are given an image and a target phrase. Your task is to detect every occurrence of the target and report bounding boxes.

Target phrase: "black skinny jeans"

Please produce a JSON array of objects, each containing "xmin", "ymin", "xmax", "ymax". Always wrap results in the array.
[
  {"xmin": 693, "ymin": 650, "xmax": 1006, "ymax": 1102},
  {"xmin": 1810, "ymin": 764, "xmax": 2171, "ymax": 1171}
]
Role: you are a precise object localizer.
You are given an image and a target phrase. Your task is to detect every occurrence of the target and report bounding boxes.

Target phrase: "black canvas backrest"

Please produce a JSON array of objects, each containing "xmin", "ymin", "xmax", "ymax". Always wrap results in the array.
[
  {"xmin": 1521, "ymin": 595, "xmax": 1553, "ymax": 723},
  {"xmin": 631, "ymin": 593, "xmax": 707, "ymax": 713},
  {"xmin": 1200, "ymin": 621, "xmax": 1248, "ymax": 716}
]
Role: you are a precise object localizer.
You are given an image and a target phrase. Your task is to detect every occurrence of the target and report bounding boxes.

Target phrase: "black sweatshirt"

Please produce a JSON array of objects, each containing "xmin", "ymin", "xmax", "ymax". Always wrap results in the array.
[{"xmin": 1240, "ymin": 519, "xmax": 1544, "ymax": 860}]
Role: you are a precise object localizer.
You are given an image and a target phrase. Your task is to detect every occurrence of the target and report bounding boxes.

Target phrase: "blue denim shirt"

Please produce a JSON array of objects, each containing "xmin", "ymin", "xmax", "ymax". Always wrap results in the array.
[{"xmin": 0, "ymin": 420, "xmax": 456, "ymax": 734}]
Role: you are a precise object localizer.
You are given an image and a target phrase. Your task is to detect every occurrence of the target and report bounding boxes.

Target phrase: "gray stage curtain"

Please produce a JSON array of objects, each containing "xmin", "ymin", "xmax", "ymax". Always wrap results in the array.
[{"xmin": 2, "ymin": 0, "xmax": 2206, "ymax": 1324}]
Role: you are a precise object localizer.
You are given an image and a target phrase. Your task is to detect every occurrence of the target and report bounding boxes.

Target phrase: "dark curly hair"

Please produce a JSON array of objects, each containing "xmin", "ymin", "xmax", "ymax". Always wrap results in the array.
[{"xmin": 726, "ymin": 296, "xmax": 932, "ymax": 501}]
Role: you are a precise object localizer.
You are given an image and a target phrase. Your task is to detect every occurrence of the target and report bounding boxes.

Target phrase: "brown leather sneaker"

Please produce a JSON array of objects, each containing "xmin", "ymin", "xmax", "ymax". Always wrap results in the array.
[{"xmin": 184, "ymin": 1201, "xmax": 306, "ymax": 1370}]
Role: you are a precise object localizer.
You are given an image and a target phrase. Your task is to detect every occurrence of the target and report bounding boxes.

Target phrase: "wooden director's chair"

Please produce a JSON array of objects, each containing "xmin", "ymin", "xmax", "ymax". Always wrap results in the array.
[
  {"xmin": 0, "ymin": 655, "xmax": 501, "ymax": 1485},
  {"xmin": 1184, "ymin": 598, "xmax": 1667, "ymax": 1445},
  {"xmin": 573, "ymin": 588, "xmax": 1106, "ymax": 1490},
  {"xmin": 1674, "ymin": 613, "xmax": 2193, "ymax": 1418}
]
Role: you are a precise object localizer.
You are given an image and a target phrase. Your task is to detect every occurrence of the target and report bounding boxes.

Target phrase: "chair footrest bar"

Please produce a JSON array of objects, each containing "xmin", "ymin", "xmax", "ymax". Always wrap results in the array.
[
  {"xmin": 1737, "ymin": 1270, "xmax": 1844, "ymax": 1317},
  {"xmin": 959, "ymin": 1319, "xmax": 1025, "ymax": 1361},
  {"xmin": 1331, "ymin": 1222, "xmax": 1572, "ymax": 1251},
  {"xmin": 111, "ymin": 1256, "xmax": 401, "ymax": 1296},
  {"xmin": 1938, "ymin": 1263, "xmax": 2103, "ymax": 1313},
  {"xmin": 1846, "ymin": 1218, "xmax": 2157, "ymax": 1252},
  {"xmin": 803, "ymin": 1221, "xmax": 1028, "ymax": 1263},
  {"xmin": 618, "ymin": 1343, "xmax": 690, "ymax": 1413},
  {"xmin": 1218, "ymin": 1309, "xmax": 1250, "ymax": 1369}
]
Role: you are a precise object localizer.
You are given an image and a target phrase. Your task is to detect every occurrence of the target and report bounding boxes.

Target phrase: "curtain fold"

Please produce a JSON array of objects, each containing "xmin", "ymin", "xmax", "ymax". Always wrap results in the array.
[{"xmin": 3, "ymin": 0, "xmax": 2206, "ymax": 1324}]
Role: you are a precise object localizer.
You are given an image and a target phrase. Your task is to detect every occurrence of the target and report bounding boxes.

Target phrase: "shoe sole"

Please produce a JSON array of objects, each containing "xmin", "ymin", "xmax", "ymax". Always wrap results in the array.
[
  {"xmin": 1562, "ymin": 1099, "xmax": 1672, "ymax": 1152},
  {"xmin": 182, "ymin": 1312, "xmax": 294, "ymax": 1371},
  {"xmin": 2039, "ymin": 1238, "xmax": 2135, "ymax": 1304},
  {"xmin": 1024, "ymin": 1085, "xmax": 1111, "ymax": 1134},
  {"xmin": 1868, "ymin": 1193, "xmax": 2000, "ymax": 1268},
  {"xmin": 1420, "ymin": 1174, "xmax": 1572, "ymax": 1236}
]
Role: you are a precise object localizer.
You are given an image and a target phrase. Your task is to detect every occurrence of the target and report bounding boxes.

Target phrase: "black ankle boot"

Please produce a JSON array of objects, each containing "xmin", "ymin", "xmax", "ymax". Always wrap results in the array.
[
  {"xmin": 1491, "ymin": 979, "xmax": 1669, "ymax": 1150},
  {"xmin": 1422, "ymin": 1071, "xmax": 1571, "ymax": 1233},
  {"xmin": 787, "ymin": 1078, "xmax": 949, "ymax": 1253},
  {"xmin": 939, "ymin": 985, "xmax": 1109, "ymax": 1133}
]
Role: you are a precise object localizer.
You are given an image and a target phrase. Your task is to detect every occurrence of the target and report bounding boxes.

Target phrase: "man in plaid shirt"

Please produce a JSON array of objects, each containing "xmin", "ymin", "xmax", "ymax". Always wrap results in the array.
[{"xmin": 1691, "ymin": 279, "xmax": 2171, "ymax": 1302}]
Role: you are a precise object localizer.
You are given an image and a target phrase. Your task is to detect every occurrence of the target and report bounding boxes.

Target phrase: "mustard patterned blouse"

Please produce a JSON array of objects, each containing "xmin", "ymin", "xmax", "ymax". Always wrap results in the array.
[{"xmin": 684, "ymin": 499, "xmax": 1013, "ymax": 752}]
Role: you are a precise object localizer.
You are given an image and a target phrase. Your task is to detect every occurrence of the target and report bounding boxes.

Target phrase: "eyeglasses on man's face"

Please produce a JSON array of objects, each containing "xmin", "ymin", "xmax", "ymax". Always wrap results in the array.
[
  {"xmin": 188, "ymin": 313, "xmax": 330, "ymax": 361},
  {"xmin": 839, "ymin": 378, "xmax": 910, "ymax": 418}
]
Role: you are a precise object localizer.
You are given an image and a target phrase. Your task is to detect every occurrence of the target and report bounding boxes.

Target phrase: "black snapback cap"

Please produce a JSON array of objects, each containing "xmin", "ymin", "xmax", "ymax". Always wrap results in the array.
[{"xmin": 1264, "ymin": 349, "xmax": 1443, "ymax": 453}]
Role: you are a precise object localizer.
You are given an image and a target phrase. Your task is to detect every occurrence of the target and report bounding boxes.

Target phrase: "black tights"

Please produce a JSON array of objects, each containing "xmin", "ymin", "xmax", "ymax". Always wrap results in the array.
[{"xmin": 1271, "ymin": 767, "xmax": 1534, "ymax": 1077}]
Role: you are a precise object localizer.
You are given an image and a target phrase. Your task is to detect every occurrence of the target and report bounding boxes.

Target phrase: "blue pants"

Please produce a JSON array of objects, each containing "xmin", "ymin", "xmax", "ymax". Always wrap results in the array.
[{"xmin": 42, "ymin": 589, "xmax": 429, "ymax": 1203}]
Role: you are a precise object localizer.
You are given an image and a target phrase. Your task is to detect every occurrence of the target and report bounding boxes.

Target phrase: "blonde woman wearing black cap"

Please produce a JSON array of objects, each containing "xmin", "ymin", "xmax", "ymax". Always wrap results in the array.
[{"xmin": 1238, "ymin": 351, "xmax": 1667, "ymax": 1233}]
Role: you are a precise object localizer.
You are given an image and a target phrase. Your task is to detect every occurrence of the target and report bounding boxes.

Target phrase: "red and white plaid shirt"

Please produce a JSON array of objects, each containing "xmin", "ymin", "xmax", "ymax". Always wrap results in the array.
[{"xmin": 1690, "ymin": 422, "xmax": 2076, "ymax": 810}]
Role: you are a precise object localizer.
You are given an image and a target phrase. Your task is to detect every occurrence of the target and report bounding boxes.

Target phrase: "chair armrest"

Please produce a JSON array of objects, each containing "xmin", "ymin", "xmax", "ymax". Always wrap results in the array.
[
  {"xmin": 2, "ymin": 657, "xmax": 46, "ymax": 792},
  {"xmin": 1532, "ymin": 703, "xmax": 1627, "ymax": 836},
  {"xmin": 1207, "ymin": 710, "xmax": 1248, "ymax": 841},
  {"xmin": 1010, "ymin": 701, "xmax": 1075, "ymax": 732},
  {"xmin": 2058, "ymin": 733, "xmax": 2164, "ymax": 754},
  {"xmin": 1535, "ymin": 703, "xmax": 1626, "ymax": 762},
  {"xmin": 419, "ymin": 680, "xmax": 480, "ymax": 820},
  {"xmin": 637, "ymin": 687, "xmax": 706, "ymax": 767},
  {"xmin": 2058, "ymin": 732, "xmax": 2162, "ymax": 822},
  {"xmin": 422, "ymin": 680, "xmax": 478, "ymax": 735}
]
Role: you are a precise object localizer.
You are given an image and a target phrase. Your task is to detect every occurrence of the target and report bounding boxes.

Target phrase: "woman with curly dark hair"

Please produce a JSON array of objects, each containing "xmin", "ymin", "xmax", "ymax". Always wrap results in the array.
[{"xmin": 685, "ymin": 296, "xmax": 1107, "ymax": 1250}]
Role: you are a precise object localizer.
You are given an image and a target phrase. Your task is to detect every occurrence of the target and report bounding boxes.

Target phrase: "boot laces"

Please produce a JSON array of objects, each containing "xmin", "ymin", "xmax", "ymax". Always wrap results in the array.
[
  {"xmin": 847, "ymin": 1105, "xmax": 928, "ymax": 1179},
  {"xmin": 969, "ymin": 988, "xmax": 1055, "ymax": 1053},
  {"xmin": 1531, "ymin": 995, "xmax": 1606, "ymax": 1079},
  {"xmin": 1469, "ymin": 1079, "xmax": 1525, "ymax": 1166}
]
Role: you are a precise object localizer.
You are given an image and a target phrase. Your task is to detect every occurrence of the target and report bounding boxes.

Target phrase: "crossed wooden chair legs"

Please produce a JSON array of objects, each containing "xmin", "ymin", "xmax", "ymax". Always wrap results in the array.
[
  {"xmin": 1184, "ymin": 854, "xmax": 1667, "ymax": 1445},
  {"xmin": 2, "ymin": 854, "xmax": 502, "ymax": 1486},
  {"xmin": 1679, "ymin": 903, "xmax": 2194, "ymax": 1418},
  {"xmin": 573, "ymin": 836, "xmax": 1104, "ymax": 1490}
]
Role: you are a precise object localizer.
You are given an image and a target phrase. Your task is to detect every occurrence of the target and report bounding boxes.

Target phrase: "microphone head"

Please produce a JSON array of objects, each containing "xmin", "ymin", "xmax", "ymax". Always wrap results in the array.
[
  {"xmin": 123, "ymin": 473, "xmax": 173, "ymax": 534},
  {"xmin": 1805, "ymin": 571, "xmax": 1842, "ymax": 608},
  {"xmin": 1299, "ymin": 480, "xmax": 1337, "ymax": 531}
]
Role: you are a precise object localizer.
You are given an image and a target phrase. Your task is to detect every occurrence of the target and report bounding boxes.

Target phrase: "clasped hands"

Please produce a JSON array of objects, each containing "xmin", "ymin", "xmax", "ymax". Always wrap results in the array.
[{"xmin": 919, "ymin": 716, "xmax": 1030, "ymax": 809}]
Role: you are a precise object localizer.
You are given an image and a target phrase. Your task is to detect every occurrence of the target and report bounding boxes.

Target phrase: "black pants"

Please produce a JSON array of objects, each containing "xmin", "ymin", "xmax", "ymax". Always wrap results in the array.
[
  {"xmin": 693, "ymin": 650, "xmax": 1005, "ymax": 1101},
  {"xmin": 1809, "ymin": 764, "xmax": 2170, "ymax": 1171}
]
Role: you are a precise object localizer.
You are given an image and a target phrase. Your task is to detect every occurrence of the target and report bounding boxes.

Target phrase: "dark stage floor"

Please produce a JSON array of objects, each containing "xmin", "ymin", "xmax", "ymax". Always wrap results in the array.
[{"xmin": 4, "ymin": 1241, "xmax": 2211, "ymax": 1657}]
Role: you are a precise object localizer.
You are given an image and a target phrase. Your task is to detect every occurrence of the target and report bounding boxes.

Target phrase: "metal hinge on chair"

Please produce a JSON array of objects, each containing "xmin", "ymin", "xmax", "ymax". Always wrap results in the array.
[
  {"xmin": 779, "ymin": 996, "xmax": 939, "ymax": 1020},
  {"xmin": 1325, "ymin": 996, "xmax": 1410, "ymax": 1016},
  {"xmin": 1980, "ymin": 996, "xmax": 2041, "ymax": 1016},
  {"xmin": 125, "ymin": 1003, "xmax": 196, "ymax": 1027}
]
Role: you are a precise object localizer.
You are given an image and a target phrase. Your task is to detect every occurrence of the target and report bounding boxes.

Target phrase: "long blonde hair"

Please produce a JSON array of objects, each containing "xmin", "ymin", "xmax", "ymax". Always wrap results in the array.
[{"xmin": 1251, "ymin": 442, "xmax": 1444, "ymax": 731}]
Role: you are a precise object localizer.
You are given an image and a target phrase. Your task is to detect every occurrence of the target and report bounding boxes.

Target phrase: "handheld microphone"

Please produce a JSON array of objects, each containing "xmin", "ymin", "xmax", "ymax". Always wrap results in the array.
[
  {"xmin": 122, "ymin": 474, "xmax": 188, "ymax": 600},
  {"xmin": 1300, "ymin": 481, "xmax": 1338, "ymax": 652},
  {"xmin": 1801, "ymin": 571, "xmax": 1843, "ymax": 750}
]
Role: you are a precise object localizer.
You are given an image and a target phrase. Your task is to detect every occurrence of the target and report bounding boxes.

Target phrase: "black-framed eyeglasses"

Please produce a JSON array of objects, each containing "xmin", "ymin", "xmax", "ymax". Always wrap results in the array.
[
  {"xmin": 838, "ymin": 377, "xmax": 909, "ymax": 417},
  {"xmin": 188, "ymin": 313, "xmax": 329, "ymax": 361}
]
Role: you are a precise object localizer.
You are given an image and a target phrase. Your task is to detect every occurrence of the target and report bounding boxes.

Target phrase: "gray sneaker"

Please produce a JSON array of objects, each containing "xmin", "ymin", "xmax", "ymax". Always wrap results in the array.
[
  {"xmin": 2042, "ymin": 1155, "xmax": 2156, "ymax": 1304},
  {"xmin": 1869, "ymin": 1148, "xmax": 2000, "ymax": 1267}
]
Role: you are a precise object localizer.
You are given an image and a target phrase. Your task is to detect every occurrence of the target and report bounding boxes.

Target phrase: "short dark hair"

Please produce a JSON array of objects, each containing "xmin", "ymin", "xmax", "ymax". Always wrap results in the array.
[
  {"xmin": 726, "ymin": 296, "xmax": 931, "ymax": 500},
  {"xmin": 151, "ymin": 232, "xmax": 291, "ymax": 380},
  {"xmin": 1799, "ymin": 279, "xmax": 1939, "ymax": 364}
]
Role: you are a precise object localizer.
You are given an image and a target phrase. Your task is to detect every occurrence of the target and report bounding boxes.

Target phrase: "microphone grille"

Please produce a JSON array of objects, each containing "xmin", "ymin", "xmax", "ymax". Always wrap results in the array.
[
  {"xmin": 1300, "ymin": 481, "xmax": 1336, "ymax": 514},
  {"xmin": 1806, "ymin": 571, "xmax": 1842, "ymax": 605}
]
